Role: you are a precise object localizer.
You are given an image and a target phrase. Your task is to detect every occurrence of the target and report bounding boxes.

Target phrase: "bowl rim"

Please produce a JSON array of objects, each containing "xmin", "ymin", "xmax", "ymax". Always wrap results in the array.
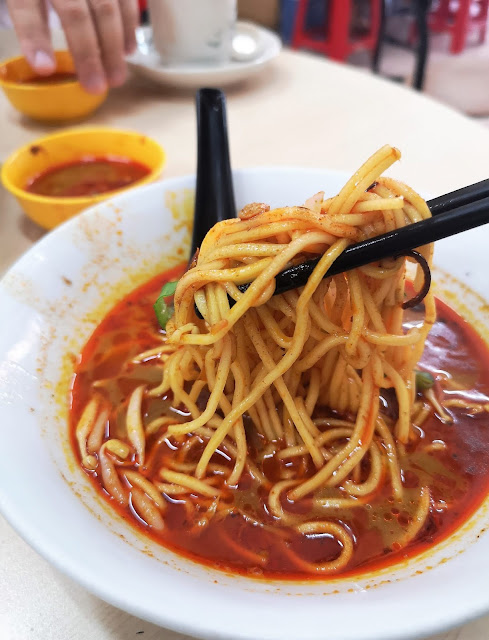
[
  {"xmin": 0, "ymin": 50, "xmax": 82, "ymax": 90},
  {"xmin": 0, "ymin": 127, "xmax": 167, "ymax": 206}
]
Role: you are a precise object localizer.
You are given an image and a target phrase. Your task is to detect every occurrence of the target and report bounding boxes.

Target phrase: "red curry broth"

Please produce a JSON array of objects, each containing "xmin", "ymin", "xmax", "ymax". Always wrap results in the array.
[
  {"xmin": 18, "ymin": 72, "xmax": 78, "ymax": 85},
  {"xmin": 70, "ymin": 267, "xmax": 489, "ymax": 578},
  {"xmin": 27, "ymin": 156, "xmax": 150, "ymax": 198}
]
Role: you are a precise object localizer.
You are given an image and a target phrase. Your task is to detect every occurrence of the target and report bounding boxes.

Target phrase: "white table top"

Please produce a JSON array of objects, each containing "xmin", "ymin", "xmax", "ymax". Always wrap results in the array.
[{"xmin": 2, "ymin": 28, "xmax": 489, "ymax": 640}]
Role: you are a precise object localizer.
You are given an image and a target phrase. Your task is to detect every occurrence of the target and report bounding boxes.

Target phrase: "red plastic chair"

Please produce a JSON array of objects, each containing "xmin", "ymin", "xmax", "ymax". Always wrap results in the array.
[
  {"xmin": 292, "ymin": 0, "xmax": 382, "ymax": 61},
  {"xmin": 138, "ymin": 0, "xmax": 148, "ymax": 24},
  {"xmin": 429, "ymin": 0, "xmax": 489, "ymax": 53}
]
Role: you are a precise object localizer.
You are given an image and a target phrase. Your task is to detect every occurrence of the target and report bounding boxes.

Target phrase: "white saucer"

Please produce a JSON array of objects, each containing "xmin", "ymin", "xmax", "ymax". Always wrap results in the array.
[{"xmin": 127, "ymin": 21, "xmax": 282, "ymax": 89}]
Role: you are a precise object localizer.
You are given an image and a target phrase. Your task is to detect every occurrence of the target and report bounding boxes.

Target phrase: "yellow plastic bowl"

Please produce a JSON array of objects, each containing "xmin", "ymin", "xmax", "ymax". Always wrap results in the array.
[
  {"xmin": 0, "ymin": 51, "xmax": 107, "ymax": 122},
  {"xmin": 1, "ymin": 128, "xmax": 166, "ymax": 229}
]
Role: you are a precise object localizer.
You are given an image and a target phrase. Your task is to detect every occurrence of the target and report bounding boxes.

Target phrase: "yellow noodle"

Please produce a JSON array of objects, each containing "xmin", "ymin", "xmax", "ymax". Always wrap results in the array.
[
  {"xmin": 294, "ymin": 521, "xmax": 354, "ymax": 572},
  {"xmin": 87, "ymin": 407, "xmax": 109, "ymax": 455},
  {"xmin": 130, "ymin": 487, "xmax": 165, "ymax": 531},
  {"xmin": 124, "ymin": 470, "xmax": 167, "ymax": 510},
  {"xmin": 155, "ymin": 482, "xmax": 189, "ymax": 495},
  {"xmin": 126, "ymin": 385, "xmax": 146, "ymax": 465},
  {"xmin": 77, "ymin": 145, "xmax": 455, "ymax": 576},
  {"xmin": 75, "ymin": 397, "xmax": 99, "ymax": 469},
  {"xmin": 396, "ymin": 487, "xmax": 431, "ymax": 549},
  {"xmin": 99, "ymin": 443, "xmax": 128, "ymax": 505},
  {"xmin": 160, "ymin": 469, "xmax": 221, "ymax": 497},
  {"xmin": 105, "ymin": 439, "xmax": 131, "ymax": 459}
]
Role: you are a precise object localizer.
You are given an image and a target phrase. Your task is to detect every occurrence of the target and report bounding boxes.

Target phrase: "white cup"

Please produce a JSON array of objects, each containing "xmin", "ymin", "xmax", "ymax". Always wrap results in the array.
[{"xmin": 148, "ymin": 0, "xmax": 238, "ymax": 65}]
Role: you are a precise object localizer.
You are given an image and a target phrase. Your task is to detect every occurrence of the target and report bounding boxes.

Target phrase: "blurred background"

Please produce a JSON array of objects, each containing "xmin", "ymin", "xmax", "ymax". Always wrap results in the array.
[
  {"xmin": 2, "ymin": 0, "xmax": 488, "ymax": 119},
  {"xmin": 237, "ymin": 0, "xmax": 489, "ymax": 121}
]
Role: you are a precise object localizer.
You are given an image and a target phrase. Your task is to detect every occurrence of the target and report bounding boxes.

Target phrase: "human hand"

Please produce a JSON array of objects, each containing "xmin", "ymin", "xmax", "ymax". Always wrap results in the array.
[{"xmin": 6, "ymin": 0, "xmax": 139, "ymax": 94}]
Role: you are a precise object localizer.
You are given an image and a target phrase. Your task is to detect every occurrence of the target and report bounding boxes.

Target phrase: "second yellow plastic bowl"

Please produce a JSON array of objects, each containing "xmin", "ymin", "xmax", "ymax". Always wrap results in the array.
[{"xmin": 1, "ymin": 128, "xmax": 166, "ymax": 229}]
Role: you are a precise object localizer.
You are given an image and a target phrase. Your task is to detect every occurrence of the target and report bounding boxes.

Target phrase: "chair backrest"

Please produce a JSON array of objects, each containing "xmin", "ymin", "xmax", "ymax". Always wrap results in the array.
[{"xmin": 385, "ymin": 0, "xmax": 418, "ymax": 15}]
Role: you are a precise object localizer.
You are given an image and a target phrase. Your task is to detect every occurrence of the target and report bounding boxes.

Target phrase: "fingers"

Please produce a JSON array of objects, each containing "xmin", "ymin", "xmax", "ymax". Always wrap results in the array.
[
  {"xmin": 118, "ymin": 0, "xmax": 139, "ymax": 55},
  {"xmin": 89, "ymin": 0, "xmax": 127, "ymax": 87},
  {"xmin": 9, "ymin": 0, "xmax": 133, "ymax": 94},
  {"xmin": 52, "ymin": 0, "xmax": 107, "ymax": 94},
  {"xmin": 7, "ymin": 0, "xmax": 56, "ymax": 75}
]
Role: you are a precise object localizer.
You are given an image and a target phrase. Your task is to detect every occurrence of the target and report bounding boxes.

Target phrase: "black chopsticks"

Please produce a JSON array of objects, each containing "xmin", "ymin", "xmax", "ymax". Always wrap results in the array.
[
  {"xmin": 234, "ymin": 181, "xmax": 489, "ymax": 299},
  {"xmin": 426, "ymin": 177, "xmax": 489, "ymax": 216},
  {"xmin": 192, "ymin": 179, "xmax": 489, "ymax": 317}
]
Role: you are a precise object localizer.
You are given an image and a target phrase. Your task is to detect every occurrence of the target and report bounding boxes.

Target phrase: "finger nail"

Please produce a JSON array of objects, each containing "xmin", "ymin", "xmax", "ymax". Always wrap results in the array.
[
  {"xmin": 84, "ymin": 76, "xmax": 107, "ymax": 94},
  {"xmin": 32, "ymin": 51, "xmax": 55, "ymax": 72},
  {"xmin": 125, "ymin": 41, "xmax": 137, "ymax": 55},
  {"xmin": 108, "ymin": 69, "xmax": 126, "ymax": 87}
]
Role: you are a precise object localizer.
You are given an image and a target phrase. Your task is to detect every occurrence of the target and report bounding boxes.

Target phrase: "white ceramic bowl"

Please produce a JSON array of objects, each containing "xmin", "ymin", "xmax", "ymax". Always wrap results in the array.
[{"xmin": 1, "ymin": 168, "xmax": 489, "ymax": 640}]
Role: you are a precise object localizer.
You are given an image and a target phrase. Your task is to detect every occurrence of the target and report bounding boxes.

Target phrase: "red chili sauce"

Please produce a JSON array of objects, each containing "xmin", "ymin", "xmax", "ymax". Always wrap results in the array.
[
  {"xmin": 19, "ymin": 72, "xmax": 78, "ymax": 85},
  {"xmin": 26, "ymin": 156, "xmax": 150, "ymax": 198},
  {"xmin": 70, "ymin": 267, "xmax": 489, "ymax": 579}
]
